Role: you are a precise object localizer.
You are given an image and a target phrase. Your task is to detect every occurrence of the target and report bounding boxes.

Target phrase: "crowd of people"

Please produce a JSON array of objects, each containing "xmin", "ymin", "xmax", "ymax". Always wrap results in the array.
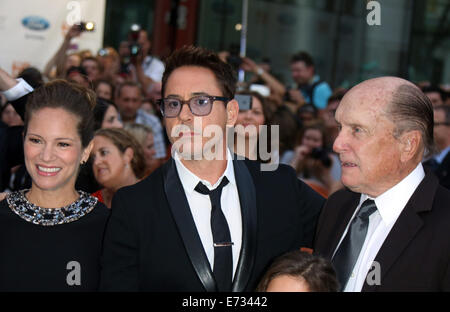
[{"xmin": 0, "ymin": 23, "xmax": 449, "ymax": 292}]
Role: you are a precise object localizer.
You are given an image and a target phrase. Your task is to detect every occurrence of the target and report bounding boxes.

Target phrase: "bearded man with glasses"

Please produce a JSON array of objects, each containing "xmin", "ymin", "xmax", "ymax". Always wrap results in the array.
[{"xmin": 100, "ymin": 45, "xmax": 324, "ymax": 292}]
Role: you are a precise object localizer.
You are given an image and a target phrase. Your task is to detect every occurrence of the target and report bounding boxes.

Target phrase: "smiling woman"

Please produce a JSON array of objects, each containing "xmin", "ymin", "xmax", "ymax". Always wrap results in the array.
[
  {"xmin": 0, "ymin": 80, "xmax": 110, "ymax": 291},
  {"xmin": 91, "ymin": 128, "xmax": 145, "ymax": 208}
]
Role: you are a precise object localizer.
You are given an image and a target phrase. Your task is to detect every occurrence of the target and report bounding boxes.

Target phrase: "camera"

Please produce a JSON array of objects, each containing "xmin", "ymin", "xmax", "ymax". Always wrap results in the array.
[
  {"xmin": 284, "ymin": 84, "xmax": 299, "ymax": 103},
  {"xmin": 129, "ymin": 43, "xmax": 141, "ymax": 57},
  {"xmin": 128, "ymin": 24, "xmax": 141, "ymax": 57},
  {"xmin": 98, "ymin": 48, "xmax": 109, "ymax": 57},
  {"xmin": 235, "ymin": 94, "xmax": 252, "ymax": 111},
  {"xmin": 283, "ymin": 87, "xmax": 292, "ymax": 102},
  {"xmin": 76, "ymin": 21, "xmax": 95, "ymax": 32},
  {"xmin": 310, "ymin": 148, "xmax": 332, "ymax": 168}
]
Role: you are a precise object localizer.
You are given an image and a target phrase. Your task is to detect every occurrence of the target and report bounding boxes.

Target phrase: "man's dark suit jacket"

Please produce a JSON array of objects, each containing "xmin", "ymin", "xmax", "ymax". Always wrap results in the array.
[
  {"xmin": 0, "ymin": 121, "xmax": 9, "ymax": 191},
  {"xmin": 314, "ymin": 171, "xmax": 450, "ymax": 291},
  {"xmin": 0, "ymin": 95, "xmax": 26, "ymax": 191},
  {"xmin": 424, "ymin": 151, "xmax": 450, "ymax": 190},
  {"xmin": 437, "ymin": 151, "xmax": 450, "ymax": 189},
  {"xmin": 100, "ymin": 157, "xmax": 324, "ymax": 291}
]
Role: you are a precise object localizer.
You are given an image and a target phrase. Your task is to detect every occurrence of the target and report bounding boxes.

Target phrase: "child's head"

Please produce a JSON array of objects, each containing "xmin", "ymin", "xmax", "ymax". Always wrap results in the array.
[{"xmin": 256, "ymin": 251, "xmax": 339, "ymax": 292}]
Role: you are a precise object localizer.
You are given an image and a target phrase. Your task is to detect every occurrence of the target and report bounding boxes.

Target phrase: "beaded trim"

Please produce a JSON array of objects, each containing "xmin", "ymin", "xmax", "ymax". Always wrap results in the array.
[{"xmin": 6, "ymin": 190, "xmax": 98, "ymax": 226}]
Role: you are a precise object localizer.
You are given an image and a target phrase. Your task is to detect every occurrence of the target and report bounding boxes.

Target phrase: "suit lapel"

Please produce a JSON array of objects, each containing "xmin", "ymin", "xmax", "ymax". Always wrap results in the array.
[
  {"xmin": 231, "ymin": 159, "xmax": 257, "ymax": 292},
  {"xmin": 362, "ymin": 172, "xmax": 438, "ymax": 292},
  {"xmin": 162, "ymin": 158, "xmax": 217, "ymax": 292}
]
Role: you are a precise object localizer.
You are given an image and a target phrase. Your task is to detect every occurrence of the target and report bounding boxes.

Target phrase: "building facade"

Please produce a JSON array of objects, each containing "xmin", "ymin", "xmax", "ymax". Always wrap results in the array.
[{"xmin": 103, "ymin": 0, "xmax": 450, "ymax": 88}]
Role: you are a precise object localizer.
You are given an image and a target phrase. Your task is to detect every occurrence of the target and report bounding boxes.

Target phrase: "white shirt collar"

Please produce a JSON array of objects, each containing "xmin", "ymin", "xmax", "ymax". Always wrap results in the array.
[
  {"xmin": 174, "ymin": 149, "xmax": 236, "ymax": 195},
  {"xmin": 360, "ymin": 163, "xmax": 425, "ymax": 226}
]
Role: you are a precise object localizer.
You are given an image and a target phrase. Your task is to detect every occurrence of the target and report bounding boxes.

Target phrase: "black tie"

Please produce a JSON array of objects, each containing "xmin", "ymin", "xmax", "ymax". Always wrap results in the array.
[
  {"xmin": 332, "ymin": 199, "xmax": 377, "ymax": 290},
  {"xmin": 195, "ymin": 176, "xmax": 233, "ymax": 292}
]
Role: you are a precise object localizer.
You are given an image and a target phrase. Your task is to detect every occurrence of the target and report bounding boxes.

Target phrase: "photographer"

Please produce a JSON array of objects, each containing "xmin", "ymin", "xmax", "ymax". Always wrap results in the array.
[
  {"xmin": 232, "ymin": 91, "xmax": 274, "ymax": 162},
  {"xmin": 127, "ymin": 28, "xmax": 164, "ymax": 98},
  {"xmin": 290, "ymin": 121, "xmax": 342, "ymax": 197}
]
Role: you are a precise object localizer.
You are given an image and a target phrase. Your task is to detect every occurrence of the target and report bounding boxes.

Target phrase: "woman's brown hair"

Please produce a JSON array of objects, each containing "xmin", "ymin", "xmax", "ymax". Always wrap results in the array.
[
  {"xmin": 256, "ymin": 250, "xmax": 339, "ymax": 292},
  {"xmin": 24, "ymin": 79, "xmax": 96, "ymax": 148}
]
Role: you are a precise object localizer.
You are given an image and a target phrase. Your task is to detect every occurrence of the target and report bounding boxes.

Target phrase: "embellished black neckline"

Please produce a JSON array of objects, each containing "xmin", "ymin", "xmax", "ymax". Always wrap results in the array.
[{"xmin": 6, "ymin": 190, "xmax": 98, "ymax": 226}]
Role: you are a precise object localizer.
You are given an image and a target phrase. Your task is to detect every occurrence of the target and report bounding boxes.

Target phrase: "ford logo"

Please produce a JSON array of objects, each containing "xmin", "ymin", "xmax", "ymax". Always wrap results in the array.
[{"xmin": 22, "ymin": 16, "xmax": 50, "ymax": 31}]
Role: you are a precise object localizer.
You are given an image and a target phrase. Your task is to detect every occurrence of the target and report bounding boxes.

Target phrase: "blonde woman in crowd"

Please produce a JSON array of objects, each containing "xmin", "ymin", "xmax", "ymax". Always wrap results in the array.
[{"xmin": 123, "ymin": 123, "xmax": 162, "ymax": 176}]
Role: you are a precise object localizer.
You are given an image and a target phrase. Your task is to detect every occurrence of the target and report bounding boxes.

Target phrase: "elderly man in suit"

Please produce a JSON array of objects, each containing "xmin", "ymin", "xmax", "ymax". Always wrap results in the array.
[
  {"xmin": 100, "ymin": 46, "xmax": 324, "ymax": 292},
  {"xmin": 314, "ymin": 77, "xmax": 450, "ymax": 291}
]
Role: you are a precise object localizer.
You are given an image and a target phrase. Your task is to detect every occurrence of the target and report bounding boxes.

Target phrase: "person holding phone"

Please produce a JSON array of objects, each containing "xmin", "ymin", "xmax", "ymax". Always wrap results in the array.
[
  {"xmin": 233, "ymin": 91, "xmax": 274, "ymax": 162},
  {"xmin": 127, "ymin": 28, "xmax": 165, "ymax": 97},
  {"xmin": 290, "ymin": 121, "xmax": 342, "ymax": 197}
]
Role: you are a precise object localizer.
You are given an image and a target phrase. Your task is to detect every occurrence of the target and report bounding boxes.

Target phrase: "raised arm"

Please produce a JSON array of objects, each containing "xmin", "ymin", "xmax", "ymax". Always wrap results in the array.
[
  {"xmin": 0, "ymin": 67, "xmax": 34, "ymax": 120},
  {"xmin": 241, "ymin": 57, "xmax": 287, "ymax": 97},
  {"xmin": 0, "ymin": 68, "xmax": 28, "ymax": 189},
  {"xmin": 43, "ymin": 24, "xmax": 82, "ymax": 79},
  {"xmin": 0, "ymin": 68, "xmax": 18, "ymax": 91}
]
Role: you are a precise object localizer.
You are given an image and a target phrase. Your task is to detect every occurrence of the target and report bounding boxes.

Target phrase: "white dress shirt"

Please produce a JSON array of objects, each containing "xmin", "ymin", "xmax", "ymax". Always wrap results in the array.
[
  {"xmin": 129, "ymin": 55, "xmax": 165, "ymax": 83},
  {"xmin": 174, "ymin": 149, "xmax": 242, "ymax": 279},
  {"xmin": 142, "ymin": 56, "xmax": 165, "ymax": 83},
  {"xmin": 334, "ymin": 163, "xmax": 425, "ymax": 292}
]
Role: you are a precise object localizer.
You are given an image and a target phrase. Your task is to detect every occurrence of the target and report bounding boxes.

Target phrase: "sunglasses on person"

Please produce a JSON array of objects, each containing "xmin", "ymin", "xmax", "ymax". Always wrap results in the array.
[{"xmin": 157, "ymin": 95, "xmax": 230, "ymax": 118}]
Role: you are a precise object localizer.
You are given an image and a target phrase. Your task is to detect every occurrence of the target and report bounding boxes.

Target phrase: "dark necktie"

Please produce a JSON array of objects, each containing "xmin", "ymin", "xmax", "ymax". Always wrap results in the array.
[
  {"xmin": 195, "ymin": 176, "xmax": 233, "ymax": 292},
  {"xmin": 332, "ymin": 199, "xmax": 377, "ymax": 290}
]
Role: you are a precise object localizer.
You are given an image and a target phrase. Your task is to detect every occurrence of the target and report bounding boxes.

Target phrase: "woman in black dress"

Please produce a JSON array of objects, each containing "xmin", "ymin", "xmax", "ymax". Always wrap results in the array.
[{"xmin": 0, "ymin": 80, "xmax": 110, "ymax": 291}]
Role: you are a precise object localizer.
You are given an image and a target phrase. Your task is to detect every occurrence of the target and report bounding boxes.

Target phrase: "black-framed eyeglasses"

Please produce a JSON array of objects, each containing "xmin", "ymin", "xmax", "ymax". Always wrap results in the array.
[{"xmin": 157, "ymin": 95, "xmax": 230, "ymax": 118}]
